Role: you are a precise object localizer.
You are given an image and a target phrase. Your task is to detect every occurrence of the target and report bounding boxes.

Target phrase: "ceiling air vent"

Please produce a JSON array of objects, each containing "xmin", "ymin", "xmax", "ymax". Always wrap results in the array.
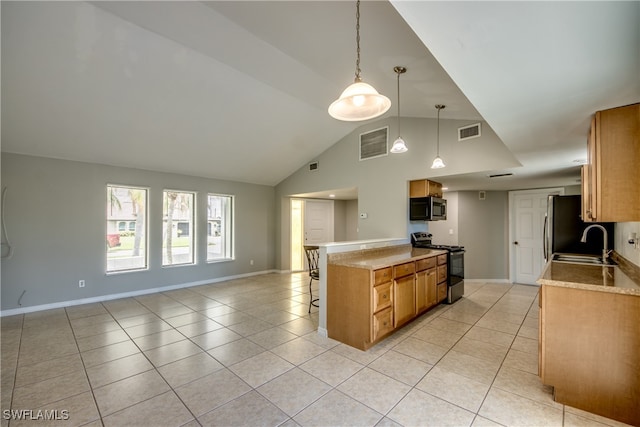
[
  {"xmin": 309, "ymin": 161, "xmax": 319, "ymax": 171},
  {"xmin": 458, "ymin": 123, "xmax": 481, "ymax": 141}
]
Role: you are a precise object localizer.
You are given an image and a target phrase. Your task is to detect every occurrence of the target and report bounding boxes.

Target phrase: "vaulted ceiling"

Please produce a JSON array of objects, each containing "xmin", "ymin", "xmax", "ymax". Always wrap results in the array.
[{"xmin": 2, "ymin": 1, "xmax": 638, "ymax": 192}]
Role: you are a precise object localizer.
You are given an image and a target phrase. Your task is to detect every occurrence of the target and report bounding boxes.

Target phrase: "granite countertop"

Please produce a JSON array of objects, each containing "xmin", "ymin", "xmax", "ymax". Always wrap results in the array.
[
  {"xmin": 538, "ymin": 255, "xmax": 640, "ymax": 296},
  {"xmin": 328, "ymin": 244, "xmax": 448, "ymax": 270}
]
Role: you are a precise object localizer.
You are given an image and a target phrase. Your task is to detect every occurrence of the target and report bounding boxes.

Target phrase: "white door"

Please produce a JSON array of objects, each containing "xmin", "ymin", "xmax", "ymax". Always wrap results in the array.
[
  {"xmin": 304, "ymin": 200, "xmax": 334, "ymax": 246},
  {"xmin": 511, "ymin": 189, "xmax": 563, "ymax": 284}
]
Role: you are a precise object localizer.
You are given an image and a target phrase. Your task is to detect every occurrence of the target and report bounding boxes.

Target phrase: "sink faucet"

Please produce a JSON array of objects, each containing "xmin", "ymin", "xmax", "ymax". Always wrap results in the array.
[{"xmin": 580, "ymin": 224, "xmax": 610, "ymax": 264}]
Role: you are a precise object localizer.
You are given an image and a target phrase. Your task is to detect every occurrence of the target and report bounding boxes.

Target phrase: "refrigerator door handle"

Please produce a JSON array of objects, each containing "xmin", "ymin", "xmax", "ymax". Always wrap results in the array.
[{"xmin": 543, "ymin": 214, "xmax": 548, "ymax": 262}]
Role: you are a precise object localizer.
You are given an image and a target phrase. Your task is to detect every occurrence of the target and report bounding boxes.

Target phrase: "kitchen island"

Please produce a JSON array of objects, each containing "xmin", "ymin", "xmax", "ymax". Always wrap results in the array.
[
  {"xmin": 537, "ymin": 254, "xmax": 640, "ymax": 426},
  {"xmin": 324, "ymin": 242, "xmax": 448, "ymax": 350}
]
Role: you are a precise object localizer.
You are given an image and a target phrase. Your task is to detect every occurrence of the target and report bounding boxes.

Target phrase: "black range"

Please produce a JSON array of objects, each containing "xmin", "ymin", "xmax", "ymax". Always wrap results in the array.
[{"xmin": 411, "ymin": 232, "xmax": 465, "ymax": 304}]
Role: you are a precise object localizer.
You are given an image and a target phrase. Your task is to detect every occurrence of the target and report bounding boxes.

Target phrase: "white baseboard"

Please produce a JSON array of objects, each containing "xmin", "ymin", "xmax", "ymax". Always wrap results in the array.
[
  {"xmin": 465, "ymin": 279, "xmax": 512, "ymax": 284},
  {"xmin": 1, "ymin": 269, "xmax": 278, "ymax": 317},
  {"xmin": 317, "ymin": 327, "xmax": 328, "ymax": 338}
]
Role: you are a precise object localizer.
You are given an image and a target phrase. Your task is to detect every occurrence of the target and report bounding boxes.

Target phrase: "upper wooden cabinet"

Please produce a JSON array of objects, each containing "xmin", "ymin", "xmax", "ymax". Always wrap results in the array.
[
  {"xmin": 409, "ymin": 179, "xmax": 443, "ymax": 198},
  {"xmin": 582, "ymin": 103, "xmax": 640, "ymax": 222}
]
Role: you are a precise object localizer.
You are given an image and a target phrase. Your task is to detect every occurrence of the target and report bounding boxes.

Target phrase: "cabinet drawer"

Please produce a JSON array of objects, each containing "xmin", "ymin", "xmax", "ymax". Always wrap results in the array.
[
  {"xmin": 416, "ymin": 257, "xmax": 436, "ymax": 272},
  {"xmin": 437, "ymin": 265, "xmax": 448, "ymax": 283},
  {"xmin": 437, "ymin": 254, "xmax": 448, "ymax": 265},
  {"xmin": 437, "ymin": 283, "xmax": 447, "ymax": 302},
  {"xmin": 373, "ymin": 267, "xmax": 392, "ymax": 286},
  {"xmin": 394, "ymin": 262, "xmax": 415, "ymax": 278},
  {"xmin": 372, "ymin": 307, "xmax": 394, "ymax": 342},
  {"xmin": 372, "ymin": 282, "xmax": 392, "ymax": 313}
]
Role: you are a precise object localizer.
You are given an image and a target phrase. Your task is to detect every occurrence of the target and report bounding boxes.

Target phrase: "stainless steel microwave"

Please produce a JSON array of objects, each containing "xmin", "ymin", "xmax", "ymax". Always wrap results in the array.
[{"xmin": 409, "ymin": 197, "xmax": 447, "ymax": 221}]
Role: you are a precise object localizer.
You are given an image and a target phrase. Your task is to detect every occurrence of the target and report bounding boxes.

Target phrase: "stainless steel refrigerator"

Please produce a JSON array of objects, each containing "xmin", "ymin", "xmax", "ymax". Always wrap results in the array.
[{"xmin": 543, "ymin": 195, "xmax": 614, "ymax": 261}]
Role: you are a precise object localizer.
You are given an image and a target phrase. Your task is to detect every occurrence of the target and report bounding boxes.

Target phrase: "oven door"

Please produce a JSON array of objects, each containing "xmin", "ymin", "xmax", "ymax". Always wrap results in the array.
[
  {"xmin": 446, "ymin": 250, "xmax": 465, "ymax": 303},
  {"xmin": 431, "ymin": 198, "xmax": 447, "ymax": 221}
]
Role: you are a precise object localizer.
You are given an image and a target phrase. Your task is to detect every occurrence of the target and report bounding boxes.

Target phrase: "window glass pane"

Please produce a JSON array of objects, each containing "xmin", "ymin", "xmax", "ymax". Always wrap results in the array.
[
  {"xmin": 207, "ymin": 194, "xmax": 233, "ymax": 261},
  {"xmin": 163, "ymin": 190, "xmax": 195, "ymax": 266},
  {"xmin": 107, "ymin": 185, "xmax": 148, "ymax": 273}
]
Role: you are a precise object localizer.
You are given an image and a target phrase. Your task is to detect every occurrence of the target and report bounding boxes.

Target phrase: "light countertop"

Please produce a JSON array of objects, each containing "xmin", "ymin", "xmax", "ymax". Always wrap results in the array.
[
  {"xmin": 327, "ymin": 244, "xmax": 447, "ymax": 270},
  {"xmin": 538, "ymin": 256, "xmax": 640, "ymax": 296}
]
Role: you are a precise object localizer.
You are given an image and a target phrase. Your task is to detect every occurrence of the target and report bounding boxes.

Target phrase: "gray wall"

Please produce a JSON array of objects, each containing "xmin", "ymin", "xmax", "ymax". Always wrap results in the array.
[
  {"xmin": 275, "ymin": 116, "xmax": 518, "ymax": 270},
  {"xmin": 458, "ymin": 191, "xmax": 510, "ymax": 280},
  {"xmin": 1, "ymin": 154, "xmax": 276, "ymax": 311}
]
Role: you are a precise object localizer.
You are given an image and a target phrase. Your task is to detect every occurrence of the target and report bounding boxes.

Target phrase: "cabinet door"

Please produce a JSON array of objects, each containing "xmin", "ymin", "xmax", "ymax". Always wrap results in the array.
[
  {"xmin": 416, "ymin": 270, "xmax": 427, "ymax": 313},
  {"xmin": 416, "ymin": 268, "xmax": 438, "ymax": 314},
  {"xmin": 426, "ymin": 268, "xmax": 438, "ymax": 307},
  {"xmin": 394, "ymin": 275, "xmax": 416, "ymax": 327},
  {"xmin": 437, "ymin": 283, "xmax": 447, "ymax": 303},
  {"xmin": 437, "ymin": 265, "xmax": 448, "ymax": 284},
  {"xmin": 584, "ymin": 115, "xmax": 599, "ymax": 221},
  {"xmin": 372, "ymin": 307, "xmax": 394, "ymax": 342},
  {"xmin": 373, "ymin": 281, "xmax": 393, "ymax": 313}
]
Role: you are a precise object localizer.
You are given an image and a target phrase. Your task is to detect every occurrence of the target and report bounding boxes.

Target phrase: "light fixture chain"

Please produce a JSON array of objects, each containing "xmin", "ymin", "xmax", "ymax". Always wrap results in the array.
[{"xmin": 355, "ymin": 0, "xmax": 361, "ymax": 81}]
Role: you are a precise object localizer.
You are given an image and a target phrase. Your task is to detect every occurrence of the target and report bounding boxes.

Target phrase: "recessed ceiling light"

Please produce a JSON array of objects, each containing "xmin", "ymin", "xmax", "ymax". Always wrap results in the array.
[
  {"xmin": 329, "ymin": 194, "xmax": 336, "ymax": 198},
  {"xmin": 442, "ymin": 187, "xmax": 449, "ymax": 191}
]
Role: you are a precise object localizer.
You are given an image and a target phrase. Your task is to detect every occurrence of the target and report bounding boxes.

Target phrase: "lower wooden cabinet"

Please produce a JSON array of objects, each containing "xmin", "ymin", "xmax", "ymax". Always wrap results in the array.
[
  {"xmin": 437, "ymin": 282, "xmax": 447, "ymax": 303},
  {"xmin": 416, "ymin": 257, "xmax": 437, "ymax": 314},
  {"xmin": 539, "ymin": 284, "xmax": 640, "ymax": 425},
  {"xmin": 393, "ymin": 275, "xmax": 416, "ymax": 327},
  {"xmin": 372, "ymin": 307, "xmax": 393, "ymax": 341},
  {"xmin": 327, "ymin": 253, "xmax": 447, "ymax": 351}
]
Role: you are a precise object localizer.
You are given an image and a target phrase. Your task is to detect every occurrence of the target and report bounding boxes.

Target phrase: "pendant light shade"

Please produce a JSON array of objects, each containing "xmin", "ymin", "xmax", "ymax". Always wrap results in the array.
[
  {"xmin": 431, "ymin": 104, "xmax": 446, "ymax": 169},
  {"xmin": 328, "ymin": 0, "xmax": 390, "ymax": 122},
  {"xmin": 390, "ymin": 66, "xmax": 408, "ymax": 154},
  {"xmin": 431, "ymin": 156, "xmax": 446, "ymax": 169}
]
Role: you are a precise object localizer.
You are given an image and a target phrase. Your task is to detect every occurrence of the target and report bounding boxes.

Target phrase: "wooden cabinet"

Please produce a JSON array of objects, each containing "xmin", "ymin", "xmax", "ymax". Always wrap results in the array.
[
  {"xmin": 539, "ymin": 284, "xmax": 640, "ymax": 425},
  {"xmin": 409, "ymin": 179, "xmax": 443, "ymax": 198},
  {"xmin": 327, "ymin": 253, "xmax": 447, "ymax": 350},
  {"xmin": 436, "ymin": 254, "xmax": 448, "ymax": 303},
  {"xmin": 582, "ymin": 103, "xmax": 640, "ymax": 222},
  {"xmin": 393, "ymin": 262, "xmax": 416, "ymax": 327},
  {"xmin": 416, "ymin": 257, "xmax": 437, "ymax": 314}
]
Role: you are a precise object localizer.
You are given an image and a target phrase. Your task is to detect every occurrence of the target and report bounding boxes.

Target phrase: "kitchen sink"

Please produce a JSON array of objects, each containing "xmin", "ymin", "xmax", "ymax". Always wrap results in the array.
[{"xmin": 552, "ymin": 253, "xmax": 616, "ymax": 266}]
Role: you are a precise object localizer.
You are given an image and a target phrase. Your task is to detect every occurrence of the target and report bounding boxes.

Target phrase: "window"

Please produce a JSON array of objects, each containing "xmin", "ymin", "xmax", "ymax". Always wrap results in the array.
[
  {"xmin": 163, "ymin": 190, "xmax": 195, "ymax": 266},
  {"xmin": 207, "ymin": 193, "xmax": 233, "ymax": 261},
  {"xmin": 106, "ymin": 185, "xmax": 148, "ymax": 273}
]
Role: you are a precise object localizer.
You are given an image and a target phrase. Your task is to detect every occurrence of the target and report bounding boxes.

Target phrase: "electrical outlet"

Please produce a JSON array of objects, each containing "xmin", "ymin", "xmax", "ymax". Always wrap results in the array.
[
  {"xmin": 250, "ymin": 259, "xmax": 254, "ymax": 265},
  {"xmin": 79, "ymin": 280, "xmax": 85, "ymax": 288}
]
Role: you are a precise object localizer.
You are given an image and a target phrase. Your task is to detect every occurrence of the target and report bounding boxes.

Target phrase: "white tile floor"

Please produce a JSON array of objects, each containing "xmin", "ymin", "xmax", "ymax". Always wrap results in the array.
[{"xmin": 0, "ymin": 273, "xmax": 632, "ymax": 426}]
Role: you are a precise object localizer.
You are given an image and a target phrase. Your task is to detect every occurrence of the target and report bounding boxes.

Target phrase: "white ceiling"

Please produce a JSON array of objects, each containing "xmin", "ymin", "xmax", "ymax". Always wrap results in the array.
[{"xmin": 2, "ymin": 1, "xmax": 638, "ymax": 195}]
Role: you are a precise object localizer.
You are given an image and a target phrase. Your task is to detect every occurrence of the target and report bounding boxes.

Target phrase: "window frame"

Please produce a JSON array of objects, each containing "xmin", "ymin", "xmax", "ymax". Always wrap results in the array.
[
  {"xmin": 162, "ymin": 189, "xmax": 196, "ymax": 267},
  {"xmin": 106, "ymin": 184, "xmax": 149, "ymax": 275},
  {"xmin": 207, "ymin": 192, "xmax": 235, "ymax": 263}
]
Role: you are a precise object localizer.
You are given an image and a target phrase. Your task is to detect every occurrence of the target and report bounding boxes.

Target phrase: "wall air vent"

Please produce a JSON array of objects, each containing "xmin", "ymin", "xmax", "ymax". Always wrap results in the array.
[
  {"xmin": 309, "ymin": 161, "xmax": 319, "ymax": 171},
  {"xmin": 359, "ymin": 126, "xmax": 389, "ymax": 161},
  {"xmin": 488, "ymin": 173, "xmax": 514, "ymax": 178},
  {"xmin": 458, "ymin": 123, "xmax": 481, "ymax": 141}
]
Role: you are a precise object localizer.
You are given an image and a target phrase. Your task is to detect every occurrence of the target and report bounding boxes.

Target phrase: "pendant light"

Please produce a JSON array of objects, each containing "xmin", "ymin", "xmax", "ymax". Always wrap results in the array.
[
  {"xmin": 390, "ymin": 66, "xmax": 408, "ymax": 154},
  {"xmin": 328, "ymin": 0, "xmax": 391, "ymax": 121},
  {"xmin": 431, "ymin": 104, "xmax": 446, "ymax": 169}
]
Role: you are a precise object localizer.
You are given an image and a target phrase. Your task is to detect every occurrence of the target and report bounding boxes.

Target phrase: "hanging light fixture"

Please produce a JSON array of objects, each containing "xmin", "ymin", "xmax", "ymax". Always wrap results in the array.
[
  {"xmin": 390, "ymin": 66, "xmax": 408, "ymax": 154},
  {"xmin": 328, "ymin": 0, "xmax": 391, "ymax": 121},
  {"xmin": 431, "ymin": 104, "xmax": 446, "ymax": 169}
]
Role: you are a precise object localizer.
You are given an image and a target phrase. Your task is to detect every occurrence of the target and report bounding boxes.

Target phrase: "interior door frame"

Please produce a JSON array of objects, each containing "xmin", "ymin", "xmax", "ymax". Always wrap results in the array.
[{"xmin": 508, "ymin": 187, "xmax": 564, "ymax": 284}]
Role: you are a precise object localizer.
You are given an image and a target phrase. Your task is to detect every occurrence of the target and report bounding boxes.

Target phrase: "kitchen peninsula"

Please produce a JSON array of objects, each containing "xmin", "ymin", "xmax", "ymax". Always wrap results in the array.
[
  {"xmin": 317, "ymin": 239, "xmax": 448, "ymax": 351},
  {"xmin": 537, "ymin": 255, "xmax": 640, "ymax": 426}
]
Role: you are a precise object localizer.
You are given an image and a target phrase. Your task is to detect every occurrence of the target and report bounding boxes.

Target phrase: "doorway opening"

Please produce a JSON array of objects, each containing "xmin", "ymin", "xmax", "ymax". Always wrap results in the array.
[{"xmin": 291, "ymin": 199, "xmax": 304, "ymax": 272}]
